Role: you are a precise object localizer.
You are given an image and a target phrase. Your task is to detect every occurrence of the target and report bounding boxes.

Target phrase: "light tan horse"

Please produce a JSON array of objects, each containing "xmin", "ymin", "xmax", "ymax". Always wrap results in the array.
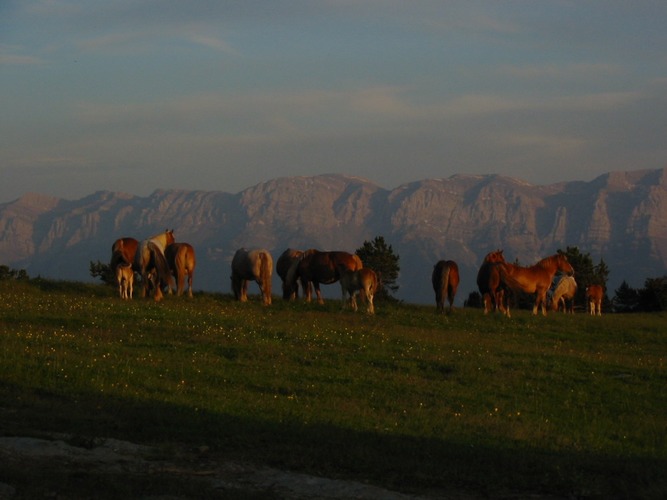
[
  {"xmin": 287, "ymin": 249, "xmax": 363, "ymax": 304},
  {"xmin": 586, "ymin": 284, "xmax": 604, "ymax": 315},
  {"xmin": 476, "ymin": 249, "xmax": 507, "ymax": 314},
  {"xmin": 135, "ymin": 229, "xmax": 175, "ymax": 301},
  {"xmin": 231, "ymin": 248, "xmax": 273, "ymax": 305},
  {"xmin": 276, "ymin": 248, "xmax": 305, "ymax": 300},
  {"xmin": 549, "ymin": 275, "xmax": 577, "ymax": 313},
  {"xmin": 432, "ymin": 260, "xmax": 460, "ymax": 314},
  {"xmin": 115, "ymin": 262, "xmax": 134, "ymax": 299},
  {"xmin": 165, "ymin": 242, "xmax": 196, "ymax": 297},
  {"xmin": 339, "ymin": 267, "xmax": 378, "ymax": 314},
  {"xmin": 499, "ymin": 253, "xmax": 574, "ymax": 316}
]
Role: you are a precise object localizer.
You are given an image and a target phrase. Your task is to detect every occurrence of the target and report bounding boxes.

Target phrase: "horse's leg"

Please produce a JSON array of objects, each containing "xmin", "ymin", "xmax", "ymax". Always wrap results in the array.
[
  {"xmin": 187, "ymin": 269, "xmax": 193, "ymax": 298},
  {"xmin": 128, "ymin": 275, "xmax": 133, "ymax": 299},
  {"xmin": 314, "ymin": 283, "xmax": 324, "ymax": 305},
  {"xmin": 366, "ymin": 287, "xmax": 375, "ymax": 314}
]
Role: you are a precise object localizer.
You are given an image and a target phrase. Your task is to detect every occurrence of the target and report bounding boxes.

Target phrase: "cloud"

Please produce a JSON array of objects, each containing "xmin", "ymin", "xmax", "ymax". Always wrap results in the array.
[{"xmin": 0, "ymin": 46, "xmax": 43, "ymax": 65}]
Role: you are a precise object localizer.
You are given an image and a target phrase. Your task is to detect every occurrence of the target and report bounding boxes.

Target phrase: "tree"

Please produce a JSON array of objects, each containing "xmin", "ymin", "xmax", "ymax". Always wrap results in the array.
[
  {"xmin": 89, "ymin": 260, "xmax": 116, "ymax": 286},
  {"xmin": 355, "ymin": 236, "xmax": 400, "ymax": 301},
  {"xmin": 0, "ymin": 265, "xmax": 29, "ymax": 281},
  {"xmin": 612, "ymin": 281, "xmax": 639, "ymax": 313},
  {"xmin": 558, "ymin": 246, "xmax": 609, "ymax": 309},
  {"xmin": 637, "ymin": 276, "xmax": 667, "ymax": 312}
]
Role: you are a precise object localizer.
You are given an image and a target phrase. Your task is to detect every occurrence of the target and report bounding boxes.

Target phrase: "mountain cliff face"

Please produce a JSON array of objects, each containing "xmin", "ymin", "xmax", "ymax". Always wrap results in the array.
[{"xmin": 1, "ymin": 168, "xmax": 666, "ymax": 305}]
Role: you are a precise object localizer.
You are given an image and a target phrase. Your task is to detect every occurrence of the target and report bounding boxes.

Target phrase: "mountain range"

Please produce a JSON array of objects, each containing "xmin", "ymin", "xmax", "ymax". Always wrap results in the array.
[{"xmin": 1, "ymin": 167, "xmax": 666, "ymax": 305}]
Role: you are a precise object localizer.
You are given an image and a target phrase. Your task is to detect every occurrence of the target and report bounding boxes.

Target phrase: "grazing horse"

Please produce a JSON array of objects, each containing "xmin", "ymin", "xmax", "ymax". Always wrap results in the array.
[
  {"xmin": 549, "ymin": 275, "xmax": 577, "ymax": 313},
  {"xmin": 288, "ymin": 249, "xmax": 363, "ymax": 304},
  {"xmin": 165, "ymin": 242, "xmax": 196, "ymax": 297},
  {"xmin": 340, "ymin": 267, "xmax": 378, "ymax": 314},
  {"xmin": 110, "ymin": 237, "xmax": 139, "ymax": 272},
  {"xmin": 135, "ymin": 229, "xmax": 175, "ymax": 301},
  {"xmin": 231, "ymin": 248, "xmax": 273, "ymax": 305},
  {"xmin": 115, "ymin": 262, "xmax": 134, "ymax": 299},
  {"xmin": 476, "ymin": 249, "xmax": 507, "ymax": 314},
  {"xmin": 276, "ymin": 248, "xmax": 305, "ymax": 300},
  {"xmin": 498, "ymin": 253, "xmax": 574, "ymax": 316},
  {"xmin": 432, "ymin": 260, "xmax": 460, "ymax": 314},
  {"xmin": 586, "ymin": 284, "xmax": 604, "ymax": 316}
]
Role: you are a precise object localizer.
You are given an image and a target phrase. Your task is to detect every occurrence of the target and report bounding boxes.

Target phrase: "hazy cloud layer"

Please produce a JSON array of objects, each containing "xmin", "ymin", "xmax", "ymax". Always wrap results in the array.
[{"xmin": 1, "ymin": 1, "xmax": 666, "ymax": 201}]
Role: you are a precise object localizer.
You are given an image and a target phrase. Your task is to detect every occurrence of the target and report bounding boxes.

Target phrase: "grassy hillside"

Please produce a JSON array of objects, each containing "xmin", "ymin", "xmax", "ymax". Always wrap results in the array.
[{"xmin": 1, "ymin": 279, "xmax": 665, "ymax": 498}]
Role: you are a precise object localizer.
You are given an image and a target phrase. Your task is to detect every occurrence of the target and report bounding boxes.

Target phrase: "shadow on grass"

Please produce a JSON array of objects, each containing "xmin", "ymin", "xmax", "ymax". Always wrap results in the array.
[{"xmin": 1, "ymin": 382, "xmax": 665, "ymax": 499}]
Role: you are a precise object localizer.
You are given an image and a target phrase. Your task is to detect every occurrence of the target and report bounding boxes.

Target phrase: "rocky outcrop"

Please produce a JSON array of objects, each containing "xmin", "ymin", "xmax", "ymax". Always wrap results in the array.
[{"xmin": 1, "ymin": 169, "xmax": 666, "ymax": 304}]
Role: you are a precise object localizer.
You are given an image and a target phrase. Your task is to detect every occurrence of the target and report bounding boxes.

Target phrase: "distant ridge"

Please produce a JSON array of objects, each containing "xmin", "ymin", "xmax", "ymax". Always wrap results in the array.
[{"xmin": 1, "ymin": 168, "xmax": 666, "ymax": 304}]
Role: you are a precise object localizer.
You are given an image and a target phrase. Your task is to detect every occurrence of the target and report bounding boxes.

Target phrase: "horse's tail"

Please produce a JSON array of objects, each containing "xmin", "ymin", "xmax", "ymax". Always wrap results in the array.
[{"xmin": 148, "ymin": 241, "xmax": 173, "ymax": 289}]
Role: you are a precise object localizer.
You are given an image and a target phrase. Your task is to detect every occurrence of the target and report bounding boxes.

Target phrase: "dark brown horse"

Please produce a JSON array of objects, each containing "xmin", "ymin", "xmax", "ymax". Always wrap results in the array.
[
  {"xmin": 476, "ymin": 249, "xmax": 507, "ymax": 314},
  {"xmin": 499, "ymin": 253, "xmax": 574, "ymax": 316},
  {"xmin": 135, "ymin": 230, "xmax": 175, "ymax": 301},
  {"xmin": 287, "ymin": 249, "xmax": 363, "ymax": 304},
  {"xmin": 110, "ymin": 237, "xmax": 139, "ymax": 272},
  {"xmin": 340, "ymin": 267, "xmax": 378, "ymax": 314},
  {"xmin": 165, "ymin": 242, "xmax": 196, "ymax": 297},
  {"xmin": 231, "ymin": 248, "xmax": 273, "ymax": 305},
  {"xmin": 432, "ymin": 260, "xmax": 460, "ymax": 314},
  {"xmin": 276, "ymin": 248, "xmax": 305, "ymax": 300}
]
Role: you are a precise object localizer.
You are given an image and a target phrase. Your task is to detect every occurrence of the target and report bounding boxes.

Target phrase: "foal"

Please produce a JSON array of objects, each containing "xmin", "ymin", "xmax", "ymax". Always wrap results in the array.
[{"xmin": 115, "ymin": 263, "xmax": 134, "ymax": 299}]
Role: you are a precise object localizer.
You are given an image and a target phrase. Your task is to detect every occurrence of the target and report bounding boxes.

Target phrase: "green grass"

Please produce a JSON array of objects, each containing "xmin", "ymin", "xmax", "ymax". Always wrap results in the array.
[{"xmin": 1, "ymin": 279, "xmax": 666, "ymax": 498}]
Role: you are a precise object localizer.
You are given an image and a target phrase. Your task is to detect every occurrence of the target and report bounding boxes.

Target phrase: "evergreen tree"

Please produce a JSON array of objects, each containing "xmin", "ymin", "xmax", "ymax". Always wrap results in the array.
[
  {"xmin": 637, "ymin": 276, "xmax": 667, "ymax": 312},
  {"xmin": 558, "ymin": 246, "xmax": 609, "ymax": 308},
  {"xmin": 612, "ymin": 280, "xmax": 639, "ymax": 313},
  {"xmin": 355, "ymin": 236, "xmax": 400, "ymax": 301}
]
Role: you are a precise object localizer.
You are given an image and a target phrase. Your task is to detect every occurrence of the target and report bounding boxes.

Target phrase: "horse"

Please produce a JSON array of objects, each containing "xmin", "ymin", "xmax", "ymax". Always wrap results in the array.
[
  {"xmin": 276, "ymin": 248, "xmax": 305, "ymax": 300},
  {"xmin": 476, "ymin": 249, "xmax": 507, "ymax": 314},
  {"xmin": 339, "ymin": 267, "xmax": 378, "ymax": 314},
  {"xmin": 231, "ymin": 248, "xmax": 273, "ymax": 305},
  {"xmin": 549, "ymin": 275, "xmax": 577, "ymax": 313},
  {"xmin": 498, "ymin": 253, "xmax": 574, "ymax": 316},
  {"xmin": 287, "ymin": 249, "xmax": 363, "ymax": 304},
  {"xmin": 110, "ymin": 237, "xmax": 139, "ymax": 272},
  {"xmin": 135, "ymin": 229, "xmax": 175, "ymax": 301},
  {"xmin": 432, "ymin": 260, "xmax": 460, "ymax": 314},
  {"xmin": 165, "ymin": 242, "xmax": 196, "ymax": 297},
  {"xmin": 586, "ymin": 284, "xmax": 604, "ymax": 316},
  {"xmin": 115, "ymin": 262, "xmax": 134, "ymax": 299}
]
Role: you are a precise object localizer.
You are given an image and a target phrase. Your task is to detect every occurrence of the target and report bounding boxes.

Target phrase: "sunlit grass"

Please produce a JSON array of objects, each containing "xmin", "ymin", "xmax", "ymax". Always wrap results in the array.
[{"xmin": 0, "ymin": 279, "xmax": 665, "ymax": 497}]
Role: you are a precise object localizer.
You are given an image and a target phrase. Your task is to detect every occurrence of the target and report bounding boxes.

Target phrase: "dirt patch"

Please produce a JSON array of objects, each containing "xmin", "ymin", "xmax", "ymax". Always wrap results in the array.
[{"xmin": 0, "ymin": 435, "xmax": 433, "ymax": 499}]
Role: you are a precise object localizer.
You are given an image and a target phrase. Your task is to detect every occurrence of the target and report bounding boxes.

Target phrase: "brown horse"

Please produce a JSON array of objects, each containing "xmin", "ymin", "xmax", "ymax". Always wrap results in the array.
[
  {"xmin": 340, "ymin": 267, "xmax": 378, "ymax": 314},
  {"xmin": 110, "ymin": 237, "xmax": 139, "ymax": 272},
  {"xmin": 231, "ymin": 248, "xmax": 273, "ymax": 305},
  {"xmin": 549, "ymin": 275, "xmax": 577, "ymax": 313},
  {"xmin": 165, "ymin": 242, "xmax": 196, "ymax": 297},
  {"xmin": 476, "ymin": 249, "xmax": 507, "ymax": 314},
  {"xmin": 432, "ymin": 260, "xmax": 460, "ymax": 314},
  {"xmin": 499, "ymin": 253, "xmax": 574, "ymax": 316},
  {"xmin": 115, "ymin": 262, "xmax": 134, "ymax": 299},
  {"xmin": 135, "ymin": 229, "xmax": 175, "ymax": 301},
  {"xmin": 276, "ymin": 248, "xmax": 305, "ymax": 300},
  {"xmin": 288, "ymin": 249, "xmax": 363, "ymax": 304},
  {"xmin": 586, "ymin": 284, "xmax": 604, "ymax": 316}
]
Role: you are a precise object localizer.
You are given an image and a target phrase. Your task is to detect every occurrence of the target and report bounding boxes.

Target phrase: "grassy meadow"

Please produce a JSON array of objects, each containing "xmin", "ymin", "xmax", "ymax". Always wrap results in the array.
[{"xmin": 0, "ymin": 278, "xmax": 665, "ymax": 498}]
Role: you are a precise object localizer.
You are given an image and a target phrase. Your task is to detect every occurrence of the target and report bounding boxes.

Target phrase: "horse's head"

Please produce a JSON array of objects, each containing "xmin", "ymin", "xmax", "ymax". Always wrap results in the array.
[
  {"xmin": 557, "ymin": 254, "xmax": 575, "ymax": 276},
  {"xmin": 484, "ymin": 249, "xmax": 505, "ymax": 263},
  {"xmin": 165, "ymin": 229, "xmax": 175, "ymax": 246}
]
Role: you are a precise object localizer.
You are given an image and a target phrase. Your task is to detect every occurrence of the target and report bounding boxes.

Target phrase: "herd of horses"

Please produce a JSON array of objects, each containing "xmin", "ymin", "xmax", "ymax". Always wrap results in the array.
[{"xmin": 109, "ymin": 230, "xmax": 604, "ymax": 316}]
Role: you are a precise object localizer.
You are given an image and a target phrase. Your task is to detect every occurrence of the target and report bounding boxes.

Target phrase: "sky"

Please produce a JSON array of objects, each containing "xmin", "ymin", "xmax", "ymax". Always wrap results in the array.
[{"xmin": 2, "ymin": 1, "xmax": 667, "ymax": 204}]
